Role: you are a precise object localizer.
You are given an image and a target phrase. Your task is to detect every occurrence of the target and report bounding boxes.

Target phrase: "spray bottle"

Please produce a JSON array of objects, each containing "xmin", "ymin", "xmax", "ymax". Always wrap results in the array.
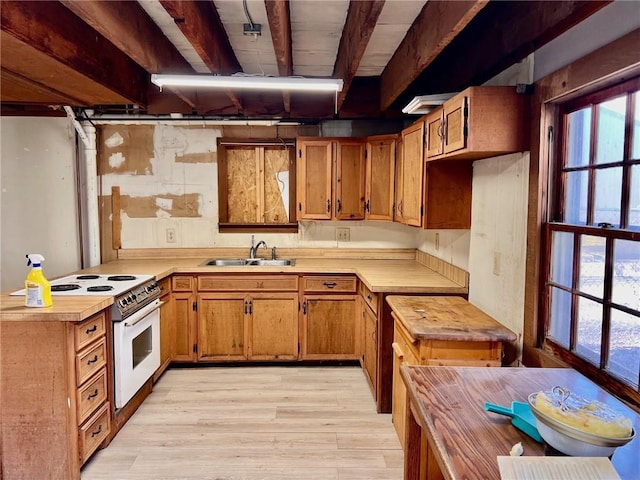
[{"xmin": 24, "ymin": 254, "xmax": 53, "ymax": 307}]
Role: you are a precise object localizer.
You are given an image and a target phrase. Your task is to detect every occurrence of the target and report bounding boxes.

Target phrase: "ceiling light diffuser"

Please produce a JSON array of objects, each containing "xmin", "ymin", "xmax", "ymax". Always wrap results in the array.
[
  {"xmin": 402, "ymin": 93, "xmax": 458, "ymax": 114},
  {"xmin": 151, "ymin": 74, "xmax": 343, "ymax": 92}
]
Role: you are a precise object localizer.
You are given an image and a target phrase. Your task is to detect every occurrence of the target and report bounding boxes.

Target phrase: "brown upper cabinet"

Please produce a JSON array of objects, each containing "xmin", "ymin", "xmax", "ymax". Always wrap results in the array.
[
  {"xmin": 424, "ymin": 86, "xmax": 529, "ymax": 161},
  {"xmin": 297, "ymin": 138, "xmax": 366, "ymax": 221},
  {"xmin": 365, "ymin": 135, "xmax": 396, "ymax": 222},
  {"xmin": 395, "ymin": 122, "xmax": 424, "ymax": 227}
]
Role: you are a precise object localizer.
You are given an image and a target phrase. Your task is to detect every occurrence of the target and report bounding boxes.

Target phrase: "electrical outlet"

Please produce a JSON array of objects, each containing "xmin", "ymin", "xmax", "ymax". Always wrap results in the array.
[
  {"xmin": 336, "ymin": 227, "xmax": 350, "ymax": 242},
  {"xmin": 166, "ymin": 228, "xmax": 176, "ymax": 243}
]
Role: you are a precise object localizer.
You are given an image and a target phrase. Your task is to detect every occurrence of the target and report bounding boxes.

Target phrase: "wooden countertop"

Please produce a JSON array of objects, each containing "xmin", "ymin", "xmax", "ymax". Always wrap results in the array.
[
  {"xmin": 0, "ymin": 295, "xmax": 113, "ymax": 322},
  {"xmin": 401, "ymin": 366, "xmax": 640, "ymax": 480},
  {"xmin": 1, "ymin": 256, "xmax": 467, "ymax": 321},
  {"xmin": 386, "ymin": 295, "xmax": 516, "ymax": 342},
  {"xmin": 59, "ymin": 257, "xmax": 468, "ymax": 294}
]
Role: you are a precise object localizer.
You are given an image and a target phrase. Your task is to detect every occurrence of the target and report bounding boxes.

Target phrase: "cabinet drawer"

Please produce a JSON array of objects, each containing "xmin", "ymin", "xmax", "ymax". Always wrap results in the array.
[
  {"xmin": 358, "ymin": 282, "xmax": 379, "ymax": 315},
  {"xmin": 79, "ymin": 402, "xmax": 110, "ymax": 464},
  {"xmin": 76, "ymin": 369, "xmax": 108, "ymax": 425},
  {"xmin": 158, "ymin": 277, "xmax": 171, "ymax": 297},
  {"xmin": 74, "ymin": 313, "xmax": 106, "ymax": 352},
  {"xmin": 198, "ymin": 275, "xmax": 298, "ymax": 291},
  {"xmin": 76, "ymin": 338, "xmax": 107, "ymax": 387},
  {"xmin": 303, "ymin": 276, "xmax": 356, "ymax": 293},
  {"xmin": 172, "ymin": 275, "xmax": 194, "ymax": 291}
]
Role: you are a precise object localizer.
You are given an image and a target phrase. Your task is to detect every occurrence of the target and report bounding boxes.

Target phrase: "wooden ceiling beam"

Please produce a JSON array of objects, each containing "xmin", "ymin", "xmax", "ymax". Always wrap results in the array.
[
  {"xmin": 333, "ymin": 0, "xmax": 385, "ymax": 110},
  {"xmin": 380, "ymin": 0, "xmax": 488, "ymax": 111},
  {"xmin": 1, "ymin": 67, "xmax": 86, "ymax": 105},
  {"xmin": 159, "ymin": 0, "xmax": 243, "ymax": 112},
  {"xmin": 264, "ymin": 0, "xmax": 293, "ymax": 113},
  {"xmin": 0, "ymin": 1, "xmax": 148, "ymax": 106},
  {"xmin": 60, "ymin": 0, "xmax": 199, "ymax": 111},
  {"xmin": 395, "ymin": 0, "xmax": 612, "ymax": 107}
]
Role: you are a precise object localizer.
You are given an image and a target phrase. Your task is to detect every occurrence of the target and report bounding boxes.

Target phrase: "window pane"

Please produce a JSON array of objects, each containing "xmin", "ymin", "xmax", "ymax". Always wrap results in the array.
[
  {"xmin": 565, "ymin": 171, "xmax": 588, "ymax": 224},
  {"xmin": 579, "ymin": 235, "xmax": 605, "ymax": 298},
  {"xmin": 576, "ymin": 296, "xmax": 602, "ymax": 365},
  {"xmin": 612, "ymin": 239, "xmax": 640, "ymax": 311},
  {"xmin": 566, "ymin": 107, "xmax": 591, "ymax": 167},
  {"xmin": 593, "ymin": 167, "xmax": 622, "ymax": 226},
  {"xmin": 632, "ymin": 91, "xmax": 640, "ymax": 160},
  {"xmin": 549, "ymin": 287, "xmax": 572, "ymax": 348},
  {"xmin": 608, "ymin": 309, "xmax": 640, "ymax": 388},
  {"xmin": 551, "ymin": 231, "xmax": 574, "ymax": 287},
  {"xmin": 630, "ymin": 165, "xmax": 640, "ymax": 229},
  {"xmin": 596, "ymin": 96, "xmax": 626, "ymax": 164}
]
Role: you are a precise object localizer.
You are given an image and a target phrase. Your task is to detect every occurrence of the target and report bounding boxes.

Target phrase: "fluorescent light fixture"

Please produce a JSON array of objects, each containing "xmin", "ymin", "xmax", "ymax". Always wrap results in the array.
[
  {"xmin": 402, "ymin": 93, "xmax": 458, "ymax": 114},
  {"xmin": 151, "ymin": 74, "xmax": 343, "ymax": 92}
]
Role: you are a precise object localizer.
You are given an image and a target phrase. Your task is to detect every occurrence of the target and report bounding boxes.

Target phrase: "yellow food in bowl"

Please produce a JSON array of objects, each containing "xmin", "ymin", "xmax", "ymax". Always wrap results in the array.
[{"xmin": 534, "ymin": 391, "xmax": 633, "ymax": 438}]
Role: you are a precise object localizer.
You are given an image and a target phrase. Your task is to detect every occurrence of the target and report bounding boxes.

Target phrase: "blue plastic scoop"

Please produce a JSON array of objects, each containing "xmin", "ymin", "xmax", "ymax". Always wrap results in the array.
[{"xmin": 484, "ymin": 401, "xmax": 543, "ymax": 443}]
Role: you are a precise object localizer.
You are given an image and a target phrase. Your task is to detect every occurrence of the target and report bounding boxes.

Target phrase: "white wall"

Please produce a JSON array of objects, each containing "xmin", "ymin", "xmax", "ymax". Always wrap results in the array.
[
  {"xmin": 101, "ymin": 123, "xmax": 418, "ymax": 250},
  {"xmin": 533, "ymin": 1, "xmax": 640, "ymax": 81},
  {"xmin": 1, "ymin": 117, "xmax": 81, "ymax": 290},
  {"xmin": 468, "ymin": 153, "xmax": 530, "ymax": 363}
]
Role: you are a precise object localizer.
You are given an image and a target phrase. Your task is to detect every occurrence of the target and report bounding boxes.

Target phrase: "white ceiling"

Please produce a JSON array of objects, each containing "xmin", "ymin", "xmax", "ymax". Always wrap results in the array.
[{"xmin": 137, "ymin": 0, "xmax": 424, "ymax": 79}]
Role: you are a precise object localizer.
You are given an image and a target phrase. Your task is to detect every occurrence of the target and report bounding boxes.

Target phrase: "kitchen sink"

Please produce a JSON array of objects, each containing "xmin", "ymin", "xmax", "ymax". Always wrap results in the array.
[{"xmin": 199, "ymin": 258, "xmax": 295, "ymax": 267}]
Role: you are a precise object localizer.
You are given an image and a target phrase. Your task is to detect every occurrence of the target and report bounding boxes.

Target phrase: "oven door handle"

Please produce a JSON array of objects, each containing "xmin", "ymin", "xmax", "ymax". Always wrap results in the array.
[{"xmin": 123, "ymin": 300, "xmax": 163, "ymax": 327}]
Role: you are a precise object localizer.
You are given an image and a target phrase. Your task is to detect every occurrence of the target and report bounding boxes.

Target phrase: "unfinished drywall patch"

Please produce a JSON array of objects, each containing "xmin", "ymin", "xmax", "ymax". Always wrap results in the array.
[
  {"xmin": 120, "ymin": 193, "xmax": 202, "ymax": 218},
  {"xmin": 99, "ymin": 125, "xmax": 154, "ymax": 175}
]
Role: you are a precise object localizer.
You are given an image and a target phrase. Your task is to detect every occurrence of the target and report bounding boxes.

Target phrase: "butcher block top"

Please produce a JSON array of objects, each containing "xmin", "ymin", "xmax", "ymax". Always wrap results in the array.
[
  {"xmin": 386, "ymin": 295, "xmax": 516, "ymax": 342},
  {"xmin": 401, "ymin": 366, "xmax": 640, "ymax": 480},
  {"xmin": 0, "ymin": 295, "xmax": 113, "ymax": 322}
]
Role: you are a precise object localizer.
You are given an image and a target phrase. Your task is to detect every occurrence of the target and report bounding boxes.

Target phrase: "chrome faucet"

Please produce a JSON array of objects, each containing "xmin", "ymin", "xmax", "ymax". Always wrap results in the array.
[{"xmin": 249, "ymin": 235, "xmax": 268, "ymax": 259}]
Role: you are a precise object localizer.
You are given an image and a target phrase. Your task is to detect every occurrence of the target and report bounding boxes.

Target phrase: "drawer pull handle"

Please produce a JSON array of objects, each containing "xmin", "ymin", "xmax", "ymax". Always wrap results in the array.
[
  {"xmin": 91, "ymin": 425, "xmax": 102, "ymax": 437},
  {"xmin": 367, "ymin": 295, "xmax": 372, "ymax": 301},
  {"xmin": 323, "ymin": 282, "xmax": 337, "ymax": 288},
  {"xmin": 87, "ymin": 355, "xmax": 99, "ymax": 365},
  {"xmin": 85, "ymin": 325, "xmax": 98, "ymax": 334},
  {"xmin": 87, "ymin": 389, "xmax": 99, "ymax": 400}
]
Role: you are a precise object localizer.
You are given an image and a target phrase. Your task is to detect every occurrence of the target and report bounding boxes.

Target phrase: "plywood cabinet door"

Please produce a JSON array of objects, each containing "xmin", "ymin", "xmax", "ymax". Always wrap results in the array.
[
  {"xmin": 198, "ymin": 294, "xmax": 247, "ymax": 361},
  {"xmin": 365, "ymin": 135, "xmax": 396, "ymax": 221},
  {"xmin": 173, "ymin": 291, "xmax": 197, "ymax": 362},
  {"xmin": 297, "ymin": 139, "xmax": 333, "ymax": 220},
  {"xmin": 248, "ymin": 293, "xmax": 298, "ymax": 360},
  {"xmin": 362, "ymin": 302, "xmax": 377, "ymax": 393},
  {"xmin": 301, "ymin": 295, "xmax": 359, "ymax": 360},
  {"xmin": 335, "ymin": 140, "xmax": 365, "ymax": 220},
  {"xmin": 399, "ymin": 122, "xmax": 424, "ymax": 227}
]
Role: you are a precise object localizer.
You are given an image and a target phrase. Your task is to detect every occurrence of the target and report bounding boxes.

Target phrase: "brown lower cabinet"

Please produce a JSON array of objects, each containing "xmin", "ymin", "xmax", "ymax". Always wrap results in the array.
[{"xmin": 1, "ymin": 310, "xmax": 111, "ymax": 480}]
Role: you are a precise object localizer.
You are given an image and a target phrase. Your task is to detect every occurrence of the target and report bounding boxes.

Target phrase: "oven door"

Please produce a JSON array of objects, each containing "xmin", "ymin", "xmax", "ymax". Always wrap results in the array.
[{"xmin": 113, "ymin": 299, "xmax": 161, "ymax": 409}]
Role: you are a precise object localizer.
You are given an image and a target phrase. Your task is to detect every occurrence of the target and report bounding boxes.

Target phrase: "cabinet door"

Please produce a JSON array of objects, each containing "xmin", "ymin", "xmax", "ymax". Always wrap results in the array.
[
  {"xmin": 248, "ymin": 293, "xmax": 298, "ymax": 360},
  {"xmin": 443, "ymin": 95, "xmax": 467, "ymax": 154},
  {"xmin": 297, "ymin": 139, "xmax": 332, "ymax": 220},
  {"xmin": 400, "ymin": 122, "xmax": 424, "ymax": 227},
  {"xmin": 335, "ymin": 140, "xmax": 365, "ymax": 220},
  {"xmin": 198, "ymin": 294, "xmax": 247, "ymax": 361},
  {"xmin": 173, "ymin": 292, "xmax": 197, "ymax": 362},
  {"xmin": 394, "ymin": 137, "xmax": 404, "ymax": 223},
  {"xmin": 365, "ymin": 136, "xmax": 395, "ymax": 221},
  {"xmin": 362, "ymin": 302, "xmax": 377, "ymax": 394},
  {"xmin": 425, "ymin": 110, "xmax": 444, "ymax": 158},
  {"xmin": 301, "ymin": 295, "xmax": 358, "ymax": 360},
  {"xmin": 391, "ymin": 340, "xmax": 406, "ymax": 448}
]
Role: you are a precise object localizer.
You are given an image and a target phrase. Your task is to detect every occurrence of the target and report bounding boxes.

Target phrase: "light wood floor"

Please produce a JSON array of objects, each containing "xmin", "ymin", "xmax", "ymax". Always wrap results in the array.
[{"xmin": 81, "ymin": 366, "xmax": 403, "ymax": 480}]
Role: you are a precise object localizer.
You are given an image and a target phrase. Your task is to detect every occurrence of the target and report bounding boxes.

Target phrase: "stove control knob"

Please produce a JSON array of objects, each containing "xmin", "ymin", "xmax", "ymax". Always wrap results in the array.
[{"xmin": 119, "ymin": 298, "xmax": 127, "ymax": 307}]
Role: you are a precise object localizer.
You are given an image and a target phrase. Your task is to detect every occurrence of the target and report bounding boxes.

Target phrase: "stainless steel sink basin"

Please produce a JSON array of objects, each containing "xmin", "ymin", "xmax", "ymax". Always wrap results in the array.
[{"xmin": 199, "ymin": 258, "xmax": 295, "ymax": 267}]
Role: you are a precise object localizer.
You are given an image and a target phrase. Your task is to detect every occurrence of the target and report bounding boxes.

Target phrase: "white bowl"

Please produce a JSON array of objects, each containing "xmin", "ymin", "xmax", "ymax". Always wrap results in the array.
[{"xmin": 528, "ymin": 392, "xmax": 635, "ymax": 457}]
